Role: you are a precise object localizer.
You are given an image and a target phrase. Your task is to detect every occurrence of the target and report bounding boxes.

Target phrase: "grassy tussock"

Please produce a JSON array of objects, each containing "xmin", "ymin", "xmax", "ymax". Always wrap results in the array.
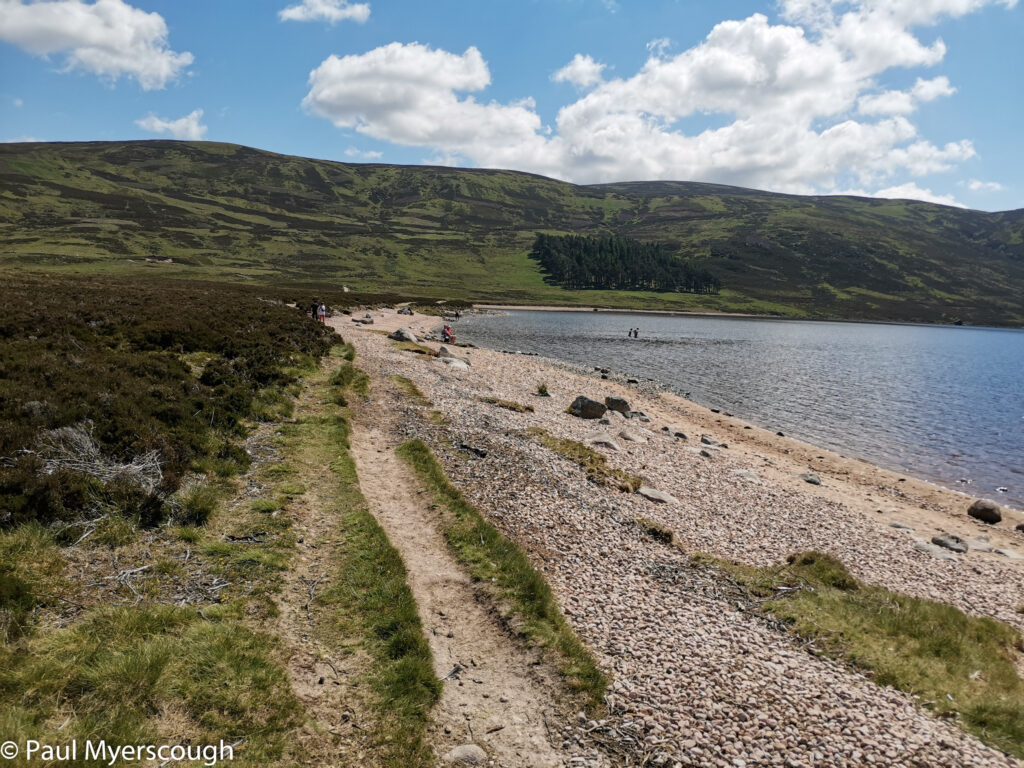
[
  {"xmin": 391, "ymin": 375, "xmax": 432, "ymax": 406},
  {"xmin": 712, "ymin": 550, "xmax": 1024, "ymax": 758},
  {"xmin": 0, "ymin": 605, "xmax": 301, "ymax": 765},
  {"xmin": 478, "ymin": 396, "xmax": 535, "ymax": 413},
  {"xmin": 527, "ymin": 427, "xmax": 643, "ymax": 492},
  {"xmin": 390, "ymin": 340, "xmax": 438, "ymax": 356},
  {"xmin": 397, "ymin": 438, "xmax": 607, "ymax": 710}
]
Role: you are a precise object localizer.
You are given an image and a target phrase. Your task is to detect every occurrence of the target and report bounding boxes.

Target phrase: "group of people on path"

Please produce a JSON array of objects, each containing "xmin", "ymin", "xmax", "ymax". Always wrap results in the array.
[
  {"xmin": 628, "ymin": 327, "xmax": 641, "ymax": 338},
  {"xmin": 309, "ymin": 300, "xmax": 327, "ymax": 323}
]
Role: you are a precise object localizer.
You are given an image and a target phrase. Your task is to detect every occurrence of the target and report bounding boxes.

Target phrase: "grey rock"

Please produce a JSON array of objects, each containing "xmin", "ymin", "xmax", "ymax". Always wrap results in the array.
[
  {"xmin": 995, "ymin": 548, "xmax": 1023, "ymax": 560},
  {"xmin": 627, "ymin": 410, "xmax": 652, "ymax": 422},
  {"xmin": 1017, "ymin": 523, "xmax": 1024, "ymax": 533},
  {"xmin": 661, "ymin": 425, "xmax": 687, "ymax": 439},
  {"xmin": 799, "ymin": 473, "xmax": 822, "ymax": 485},
  {"xmin": 618, "ymin": 428, "xmax": 648, "ymax": 443},
  {"xmin": 699, "ymin": 449, "xmax": 714, "ymax": 459},
  {"xmin": 637, "ymin": 486, "xmax": 679, "ymax": 504},
  {"xmin": 967, "ymin": 535, "xmax": 992, "ymax": 553},
  {"xmin": 598, "ymin": 410, "xmax": 626, "ymax": 425},
  {"xmin": 932, "ymin": 533, "xmax": 968, "ymax": 553},
  {"xmin": 700, "ymin": 435, "xmax": 725, "ymax": 447},
  {"xmin": 605, "ymin": 396, "xmax": 631, "ymax": 414},
  {"xmin": 731, "ymin": 469, "xmax": 759, "ymax": 482},
  {"xmin": 889, "ymin": 522, "xmax": 914, "ymax": 531},
  {"xmin": 389, "ymin": 327, "xmax": 419, "ymax": 342},
  {"xmin": 914, "ymin": 539, "xmax": 958, "ymax": 561},
  {"xmin": 967, "ymin": 499, "xmax": 1002, "ymax": 524},
  {"xmin": 585, "ymin": 431, "xmax": 621, "ymax": 451},
  {"xmin": 569, "ymin": 396, "xmax": 607, "ymax": 419},
  {"xmin": 442, "ymin": 357, "xmax": 470, "ymax": 370},
  {"xmin": 443, "ymin": 744, "xmax": 487, "ymax": 765}
]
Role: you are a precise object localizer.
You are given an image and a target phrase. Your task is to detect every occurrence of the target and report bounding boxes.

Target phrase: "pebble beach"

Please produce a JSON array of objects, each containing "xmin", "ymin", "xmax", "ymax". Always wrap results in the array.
[{"xmin": 336, "ymin": 308, "xmax": 1024, "ymax": 768}]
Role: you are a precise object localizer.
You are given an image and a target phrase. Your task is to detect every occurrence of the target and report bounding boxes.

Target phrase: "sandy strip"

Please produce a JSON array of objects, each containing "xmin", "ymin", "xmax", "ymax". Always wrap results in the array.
[{"xmin": 334, "ymin": 307, "xmax": 1024, "ymax": 767}]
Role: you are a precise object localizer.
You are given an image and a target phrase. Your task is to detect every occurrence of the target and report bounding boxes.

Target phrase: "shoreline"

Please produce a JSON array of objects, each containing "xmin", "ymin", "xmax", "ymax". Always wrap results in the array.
[
  {"xmin": 472, "ymin": 303, "xmax": 1024, "ymax": 332},
  {"xmin": 339, "ymin": 307, "xmax": 1024, "ymax": 767},
  {"xmin": 352, "ymin": 307, "xmax": 1024, "ymax": 553}
]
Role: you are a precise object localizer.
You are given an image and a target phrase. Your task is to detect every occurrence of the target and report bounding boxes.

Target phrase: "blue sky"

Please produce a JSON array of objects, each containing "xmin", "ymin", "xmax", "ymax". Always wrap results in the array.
[{"xmin": 1, "ymin": 0, "xmax": 1020, "ymax": 211}]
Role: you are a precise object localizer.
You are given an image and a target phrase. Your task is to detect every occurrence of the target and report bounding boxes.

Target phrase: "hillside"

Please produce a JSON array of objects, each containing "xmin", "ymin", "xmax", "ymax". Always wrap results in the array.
[{"xmin": 1, "ymin": 140, "xmax": 1023, "ymax": 324}]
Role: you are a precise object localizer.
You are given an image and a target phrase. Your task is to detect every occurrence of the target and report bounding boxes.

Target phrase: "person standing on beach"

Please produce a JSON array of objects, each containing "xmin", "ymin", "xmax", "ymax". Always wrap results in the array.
[{"xmin": 317, "ymin": 302, "xmax": 327, "ymax": 323}]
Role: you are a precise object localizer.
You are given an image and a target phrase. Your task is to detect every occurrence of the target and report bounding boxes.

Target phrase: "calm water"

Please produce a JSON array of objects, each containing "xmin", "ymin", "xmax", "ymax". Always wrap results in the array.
[{"xmin": 458, "ymin": 310, "xmax": 1024, "ymax": 510}]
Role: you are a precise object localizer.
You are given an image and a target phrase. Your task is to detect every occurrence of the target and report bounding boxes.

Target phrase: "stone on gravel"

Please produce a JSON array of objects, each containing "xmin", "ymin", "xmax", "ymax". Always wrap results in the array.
[
  {"xmin": 914, "ymin": 539, "xmax": 958, "ymax": 561},
  {"xmin": 605, "ymin": 396, "xmax": 631, "ymax": 414},
  {"xmin": 967, "ymin": 536, "xmax": 993, "ymax": 553},
  {"xmin": 799, "ymin": 473, "xmax": 822, "ymax": 485},
  {"xmin": 618, "ymin": 428, "xmax": 648, "ymax": 443},
  {"xmin": 627, "ymin": 410, "xmax": 652, "ymax": 422},
  {"xmin": 637, "ymin": 486, "xmax": 679, "ymax": 504},
  {"xmin": 931, "ymin": 533, "xmax": 968, "ymax": 553},
  {"xmin": 731, "ymin": 469, "xmax": 759, "ymax": 482},
  {"xmin": 443, "ymin": 744, "xmax": 487, "ymax": 765},
  {"xmin": 699, "ymin": 449, "xmax": 714, "ymax": 459},
  {"xmin": 662, "ymin": 425, "xmax": 687, "ymax": 439},
  {"xmin": 569, "ymin": 396, "xmax": 607, "ymax": 419},
  {"xmin": 598, "ymin": 410, "xmax": 625, "ymax": 424},
  {"xmin": 585, "ymin": 431, "xmax": 621, "ymax": 451},
  {"xmin": 700, "ymin": 435, "xmax": 725, "ymax": 447},
  {"xmin": 442, "ymin": 357, "xmax": 470, "ymax": 370},
  {"xmin": 889, "ymin": 522, "xmax": 914, "ymax": 531},
  {"xmin": 967, "ymin": 499, "xmax": 1002, "ymax": 524},
  {"xmin": 995, "ymin": 548, "xmax": 1023, "ymax": 560},
  {"xmin": 389, "ymin": 327, "xmax": 418, "ymax": 342}
]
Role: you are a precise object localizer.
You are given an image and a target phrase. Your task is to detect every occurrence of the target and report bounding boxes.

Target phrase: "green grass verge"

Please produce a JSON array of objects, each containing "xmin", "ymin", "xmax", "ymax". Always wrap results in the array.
[
  {"xmin": 314, "ymin": 361, "xmax": 439, "ymax": 767},
  {"xmin": 526, "ymin": 427, "xmax": 643, "ymax": 492},
  {"xmin": 721, "ymin": 551, "xmax": 1024, "ymax": 758},
  {"xmin": 396, "ymin": 438, "xmax": 607, "ymax": 710}
]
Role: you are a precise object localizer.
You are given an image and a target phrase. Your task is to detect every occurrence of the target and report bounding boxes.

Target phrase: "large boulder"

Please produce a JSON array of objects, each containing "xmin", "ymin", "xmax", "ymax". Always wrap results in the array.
[
  {"xmin": 605, "ymin": 396, "xmax": 631, "ymax": 414},
  {"xmin": 389, "ymin": 327, "xmax": 418, "ymax": 343},
  {"xmin": 569, "ymin": 396, "xmax": 607, "ymax": 419},
  {"xmin": 967, "ymin": 499, "xmax": 1002, "ymax": 524}
]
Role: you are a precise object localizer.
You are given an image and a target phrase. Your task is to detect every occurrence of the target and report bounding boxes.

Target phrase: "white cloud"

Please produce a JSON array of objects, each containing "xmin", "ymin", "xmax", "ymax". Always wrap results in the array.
[
  {"xmin": 871, "ymin": 182, "xmax": 964, "ymax": 207},
  {"xmin": 1, "ymin": 135, "xmax": 42, "ymax": 142},
  {"xmin": 302, "ymin": 0, "xmax": 1013, "ymax": 205},
  {"xmin": 552, "ymin": 54, "xmax": 605, "ymax": 89},
  {"xmin": 344, "ymin": 146, "xmax": 382, "ymax": 159},
  {"xmin": 135, "ymin": 109, "xmax": 206, "ymax": 140},
  {"xmin": 0, "ymin": 0, "xmax": 193, "ymax": 90},
  {"xmin": 967, "ymin": 179, "xmax": 1004, "ymax": 192},
  {"xmin": 279, "ymin": 0, "xmax": 369, "ymax": 24}
]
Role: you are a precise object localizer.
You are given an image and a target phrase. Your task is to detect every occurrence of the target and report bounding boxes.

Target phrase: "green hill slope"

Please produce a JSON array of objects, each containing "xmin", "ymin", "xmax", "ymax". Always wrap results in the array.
[{"xmin": 2, "ymin": 140, "xmax": 1022, "ymax": 324}]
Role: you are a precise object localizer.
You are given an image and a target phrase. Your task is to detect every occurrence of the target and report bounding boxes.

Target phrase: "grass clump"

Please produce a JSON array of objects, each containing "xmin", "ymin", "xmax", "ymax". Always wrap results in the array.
[
  {"xmin": 392, "ymin": 374, "xmax": 428, "ymax": 401},
  {"xmin": 479, "ymin": 396, "xmax": 535, "ymax": 413},
  {"xmin": 527, "ymin": 427, "xmax": 643, "ymax": 492},
  {"xmin": 391, "ymin": 340, "xmax": 438, "ymax": 357},
  {"xmin": 316, "ymin": 416, "xmax": 439, "ymax": 768},
  {"xmin": 397, "ymin": 438, "xmax": 607, "ymax": 710},
  {"xmin": 0, "ymin": 605, "xmax": 301, "ymax": 763},
  {"xmin": 723, "ymin": 550, "xmax": 1024, "ymax": 758},
  {"xmin": 0, "ymin": 524, "xmax": 62, "ymax": 642},
  {"xmin": 175, "ymin": 481, "xmax": 219, "ymax": 526},
  {"xmin": 329, "ymin": 362, "xmax": 369, "ymax": 398},
  {"xmin": 537, "ymin": 383, "xmax": 550, "ymax": 397}
]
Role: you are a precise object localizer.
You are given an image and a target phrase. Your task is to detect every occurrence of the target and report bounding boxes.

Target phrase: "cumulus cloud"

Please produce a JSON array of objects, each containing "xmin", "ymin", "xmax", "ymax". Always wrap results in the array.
[
  {"xmin": 0, "ymin": 0, "xmax": 193, "ymax": 90},
  {"xmin": 871, "ymin": 182, "xmax": 964, "ymax": 207},
  {"xmin": 135, "ymin": 109, "xmax": 206, "ymax": 140},
  {"xmin": 552, "ymin": 54, "xmax": 605, "ymax": 88},
  {"xmin": 858, "ymin": 76, "xmax": 955, "ymax": 115},
  {"xmin": 302, "ymin": 0, "xmax": 1013, "ymax": 203},
  {"xmin": 344, "ymin": 146, "xmax": 382, "ymax": 159},
  {"xmin": 279, "ymin": 0, "xmax": 369, "ymax": 24},
  {"xmin": 967, "ymin": 179, "xmax": 1004, "ymax": 192}
]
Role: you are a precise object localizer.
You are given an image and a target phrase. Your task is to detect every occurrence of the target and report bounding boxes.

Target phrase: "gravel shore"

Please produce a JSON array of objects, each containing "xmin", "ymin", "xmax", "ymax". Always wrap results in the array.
[{"xmin": 337, "ymin": 309, "xmax": 1024, "ymax": 768}]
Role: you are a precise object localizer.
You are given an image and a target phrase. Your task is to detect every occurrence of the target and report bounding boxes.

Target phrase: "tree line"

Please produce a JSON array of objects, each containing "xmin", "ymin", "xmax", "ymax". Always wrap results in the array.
[{"xmin": 529, "ymin": 233, "xmax": 721, "ymax": 294}]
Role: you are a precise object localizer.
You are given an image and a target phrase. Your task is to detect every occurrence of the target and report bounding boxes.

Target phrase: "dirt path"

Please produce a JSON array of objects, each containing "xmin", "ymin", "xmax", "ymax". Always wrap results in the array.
[{"xmin": 348, "ymin": 399, "xmax": 572, "ymax": 767}]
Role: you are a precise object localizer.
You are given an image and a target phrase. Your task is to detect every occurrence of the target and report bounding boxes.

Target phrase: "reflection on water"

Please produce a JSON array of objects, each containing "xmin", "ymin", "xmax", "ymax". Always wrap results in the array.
[{"xmin": 459, "ymin": 310, "xmax": 1024, "ymax": 510}]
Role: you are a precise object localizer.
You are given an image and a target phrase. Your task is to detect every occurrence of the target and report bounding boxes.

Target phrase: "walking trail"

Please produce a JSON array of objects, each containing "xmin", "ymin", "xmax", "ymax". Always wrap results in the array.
[{"xmin": 348, "ymin": 383, "xmax": 576, "ymax": 767}]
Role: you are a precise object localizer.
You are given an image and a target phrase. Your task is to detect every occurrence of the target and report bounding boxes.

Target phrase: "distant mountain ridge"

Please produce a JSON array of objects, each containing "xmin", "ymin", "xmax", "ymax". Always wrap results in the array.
[{"xmin": 1, "ymin": 140, "xmax": 1022, "ymax": 325}]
